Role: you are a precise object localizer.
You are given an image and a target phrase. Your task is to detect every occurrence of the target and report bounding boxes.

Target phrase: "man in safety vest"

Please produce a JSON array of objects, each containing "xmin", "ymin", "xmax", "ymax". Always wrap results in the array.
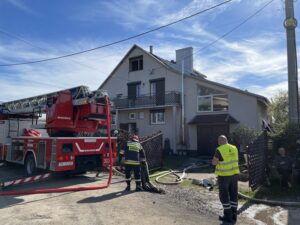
[
  {"xmin": 212, "ymin": 135, "xmax": 240, "ymax": 223},
  {"xmin": 119, "ymin": 134, "xmax": 146, "ymax": 192}
]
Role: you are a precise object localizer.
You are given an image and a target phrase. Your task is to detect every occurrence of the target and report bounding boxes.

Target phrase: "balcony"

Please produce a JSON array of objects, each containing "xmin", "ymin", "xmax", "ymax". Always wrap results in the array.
[{"xmin": 113, "ymin": 91, "xmax": 181, "ymax": 109}]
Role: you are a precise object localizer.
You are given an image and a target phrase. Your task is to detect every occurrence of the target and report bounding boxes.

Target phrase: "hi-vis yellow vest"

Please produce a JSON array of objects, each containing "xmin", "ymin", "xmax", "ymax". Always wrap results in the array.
[{"xmin": 215, "ymin": 144, "xmax": 240, "ymax": 176}]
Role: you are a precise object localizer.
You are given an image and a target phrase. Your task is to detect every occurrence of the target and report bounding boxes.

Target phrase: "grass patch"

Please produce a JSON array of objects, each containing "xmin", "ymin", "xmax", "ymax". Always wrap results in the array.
[
  {"xmin": 179, "ymin": 179, "xmax": 199, "ymax": 189},
  {"xmin": 162, "ymin": 155, "xmax": 189, "ymax": 169}
]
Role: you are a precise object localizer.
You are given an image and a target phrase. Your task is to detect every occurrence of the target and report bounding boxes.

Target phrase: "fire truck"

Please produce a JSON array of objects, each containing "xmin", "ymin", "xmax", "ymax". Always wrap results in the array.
[{"xmin": 0, "ymin": 86, "xmax": 117, "ymax": 176}]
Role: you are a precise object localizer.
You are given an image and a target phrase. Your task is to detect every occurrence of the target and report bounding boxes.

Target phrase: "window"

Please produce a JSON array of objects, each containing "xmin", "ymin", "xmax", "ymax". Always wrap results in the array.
[
  {"xmin": 150, "ymin": 82, "xmax": 156, "ymax": 96},
  {"xmin": 197, "ymin": 94, "xmax": 229, "ymax": 112},
  {"xmin": 197, "ymin": 96, "xmax": 212, "ymax": 112},
  {"xmin": 213, "ymin": 95, "xmax": 229, "ymax": 111},
  {"xmin": 150, "ymin": 110, "xmax": 165, "ymax": 124},
  {"xmin": 138, "ymin": 112, "xmax": 144, "ymax": 119},
  {"xmin": 197, "ymin": 85, "xmax": 228, "ymax": 112},
  {"xmin": 129, "ymin": 113, "xmax": 136, "ymax": 120},
  {"xmin": 128, "ymin": 82, "xmax": 141, "ymax": 100},
  {"xmin": 111, "ymin": 114, "xmax": 116, "ymax": 125},
  {"xmin": 197, "ymin": 85, "xmax": 223, "ymax": 96},
  {"xmin": 136, "ymin": 84, "xmax": 141, "ymax": 97},
  {"xmin": 129, "ymin": 55, "xmax": 143, "ymax": 72}
]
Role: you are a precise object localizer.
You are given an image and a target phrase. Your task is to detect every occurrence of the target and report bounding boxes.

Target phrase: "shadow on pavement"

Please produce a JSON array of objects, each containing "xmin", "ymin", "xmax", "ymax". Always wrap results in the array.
[
  {"xmin": 77, "ymin": 190, "xmax": 133, "ymax": 204},
  {"xmin": 0, "ymin": 163, "xmax": 120, "ymax": 209}
]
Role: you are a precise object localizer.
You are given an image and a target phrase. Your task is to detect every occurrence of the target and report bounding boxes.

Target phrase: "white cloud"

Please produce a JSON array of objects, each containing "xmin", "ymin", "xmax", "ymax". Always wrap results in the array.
[
  {"xmin": 0, "ymin": 40, "xmax": 130, "ymax": 101},
  {"xmin": 6, "ymin": 0, "xmax": 37, "ymax": 15},
  {"xmin": 246, "ymin": 81, "xmax": 288, "ymax": 98}
]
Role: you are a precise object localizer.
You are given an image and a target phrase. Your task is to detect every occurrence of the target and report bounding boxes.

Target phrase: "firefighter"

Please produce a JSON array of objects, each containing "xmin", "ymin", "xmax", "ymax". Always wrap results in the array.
[
  {"xmin": 212, "ymin": 135, "xmax": 240, "ymax": 223},
  {"xmin": 119, "ymin": 134, "xmax": 145, "ymax": 191}
]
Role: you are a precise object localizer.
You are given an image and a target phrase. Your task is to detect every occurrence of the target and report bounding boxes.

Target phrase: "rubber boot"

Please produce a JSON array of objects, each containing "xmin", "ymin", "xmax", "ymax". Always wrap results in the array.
[
  {"xmin": 232, "ymin": 208, "xmax": 237, "ymax": 223},
  {"xmin": 135, "ymin": 182, "xmax": 143, "ymax": 192},
  {"xmin": 125, "ymin": 181, "xmax": 131, "ymax": 191},
  {"xmin": 219, "ymin": 210, "xmax": 233, "ymax": 223}
]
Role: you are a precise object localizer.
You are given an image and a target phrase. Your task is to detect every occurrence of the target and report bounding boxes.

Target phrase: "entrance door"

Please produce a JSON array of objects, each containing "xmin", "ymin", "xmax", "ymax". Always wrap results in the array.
[
  {"xmin": 197, "ymin": 125, "xmax": 229, "ymax": 156},
  {"xmin": 150, "ymin": 78, "xmax": 165, "ymax": 106}
]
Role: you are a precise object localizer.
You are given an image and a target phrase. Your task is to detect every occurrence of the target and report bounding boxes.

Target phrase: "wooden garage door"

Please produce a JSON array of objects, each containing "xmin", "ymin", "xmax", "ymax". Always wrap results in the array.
[{"xmin": 197, "ymin": 125, "xmax": 229, "ymax": 156}]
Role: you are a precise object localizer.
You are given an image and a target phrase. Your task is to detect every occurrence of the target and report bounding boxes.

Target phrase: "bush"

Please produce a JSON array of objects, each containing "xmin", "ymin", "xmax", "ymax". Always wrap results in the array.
[
  {"xmin": 230, "ymin": 125, "xmax": 259, "ymax": 151},
  {"xmin": 271, "ymin": 123, "xmax": 300, "ymax": 156}
]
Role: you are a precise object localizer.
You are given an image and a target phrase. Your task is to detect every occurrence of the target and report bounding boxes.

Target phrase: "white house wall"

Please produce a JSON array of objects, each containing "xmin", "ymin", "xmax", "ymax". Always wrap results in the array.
[
  {"xmin": 117, "ymin": 107, "xmax": 181, "ymax": 151},
  {"xmin": 102, "ymin": 48, "xmax": 182, "ymax": 98},
  {"xmin": 184, "ymin": 76, "xmax": 265, "ymax": 151}
]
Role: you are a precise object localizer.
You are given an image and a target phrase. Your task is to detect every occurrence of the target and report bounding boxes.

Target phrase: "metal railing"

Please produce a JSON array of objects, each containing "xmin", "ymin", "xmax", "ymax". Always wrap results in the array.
[{"xmin": 113, "ymin": 91, "xmax": 181, "ymax": 109}]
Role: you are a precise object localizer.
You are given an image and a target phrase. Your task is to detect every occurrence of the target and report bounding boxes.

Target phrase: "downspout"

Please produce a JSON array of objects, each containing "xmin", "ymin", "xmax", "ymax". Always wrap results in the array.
[{"xmin": 181, "ymin": 60, "xmax": 185, "ymax": 144}]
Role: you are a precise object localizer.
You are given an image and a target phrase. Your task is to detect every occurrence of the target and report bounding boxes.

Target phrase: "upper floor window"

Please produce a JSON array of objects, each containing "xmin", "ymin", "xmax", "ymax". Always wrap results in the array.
[
  {"xmin": 197, "ymin": 85, "xmax": 229, "ymax": 112},
  {"xmin": 129, "ymin": 55, "xmax": 143, "ymax": 72},
  {"xmin": 150, "ymin": 82, "xmax": 156, "ymax": 96},
  {"xmin": 128, "ymin": 82, "xmax": 141, "ymax": 100}
]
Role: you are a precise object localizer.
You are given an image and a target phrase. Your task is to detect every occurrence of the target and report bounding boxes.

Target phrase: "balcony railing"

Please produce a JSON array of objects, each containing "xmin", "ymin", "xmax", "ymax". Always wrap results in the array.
[{"xmin": 113, "ymin": 91, "xmax": 181, "ymax": 109}]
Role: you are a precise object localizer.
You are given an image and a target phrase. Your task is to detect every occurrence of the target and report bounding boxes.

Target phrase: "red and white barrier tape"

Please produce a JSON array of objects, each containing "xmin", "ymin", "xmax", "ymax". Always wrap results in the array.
[{"xmin": 1, "ymin": 173, "xmax": 51, "ymax": 188}]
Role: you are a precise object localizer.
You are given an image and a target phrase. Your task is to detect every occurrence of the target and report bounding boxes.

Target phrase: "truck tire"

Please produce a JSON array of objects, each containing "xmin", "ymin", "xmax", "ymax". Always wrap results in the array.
[{"xmin": 25, "ymin": 154, "xmax": 37, "ymax": 176}]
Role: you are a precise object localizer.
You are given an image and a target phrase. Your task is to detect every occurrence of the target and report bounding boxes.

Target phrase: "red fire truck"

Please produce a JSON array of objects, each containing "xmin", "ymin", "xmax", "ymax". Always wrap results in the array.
[{"xmin": 0, "ymin": 86, "xmax": 117, "ymax": 176}]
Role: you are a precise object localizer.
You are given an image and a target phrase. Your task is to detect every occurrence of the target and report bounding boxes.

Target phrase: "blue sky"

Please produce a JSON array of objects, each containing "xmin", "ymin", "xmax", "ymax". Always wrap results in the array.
[{"xmin": 0, "ymin": 0, "xmax": 299, "ymax": 101}]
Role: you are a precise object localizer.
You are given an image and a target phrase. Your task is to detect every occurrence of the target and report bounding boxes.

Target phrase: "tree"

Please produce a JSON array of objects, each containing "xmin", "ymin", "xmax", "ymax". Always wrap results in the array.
[
  {"xmin": 268, "ymin": 91, "xmax": 288, "ymax": 134},
  {"xmin": 231, "ymin": 125, "xmax": 259, "ymax": 152}
]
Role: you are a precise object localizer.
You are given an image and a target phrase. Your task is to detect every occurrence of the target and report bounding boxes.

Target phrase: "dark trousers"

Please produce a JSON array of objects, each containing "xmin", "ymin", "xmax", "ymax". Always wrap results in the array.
[
  {"xmin": 125, "ymin": 164, "xmax": 141, "ymax": 186},
  {"xmin": 218, "ymin": 175, "xmax": 239, "ymax": 213},
  {"xmin": 278, "ymin": 168, "xmax": 292, "ymax": 189}
]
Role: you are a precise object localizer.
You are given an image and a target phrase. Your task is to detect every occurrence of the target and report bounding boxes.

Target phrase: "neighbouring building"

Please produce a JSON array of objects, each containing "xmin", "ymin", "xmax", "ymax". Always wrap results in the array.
[{"xmin": 99, "ymin": 44, "xmax": 269, "ymax": 156}]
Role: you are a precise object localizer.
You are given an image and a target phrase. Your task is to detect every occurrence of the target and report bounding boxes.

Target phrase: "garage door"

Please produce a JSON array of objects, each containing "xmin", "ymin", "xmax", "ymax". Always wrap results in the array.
[{"xmin": 197, "ymin": 125, "xmax": 229, "ymax": 156}]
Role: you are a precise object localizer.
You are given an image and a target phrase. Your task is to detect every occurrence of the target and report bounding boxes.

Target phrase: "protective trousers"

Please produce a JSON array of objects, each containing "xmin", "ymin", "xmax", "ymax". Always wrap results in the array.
[
  {"xmin": 218, "ymin": 175, "xmax": 238, "ymax": 219},
  {"xmin": 125, "ymin": 164, "xmax": 141, "ymax": 187}
]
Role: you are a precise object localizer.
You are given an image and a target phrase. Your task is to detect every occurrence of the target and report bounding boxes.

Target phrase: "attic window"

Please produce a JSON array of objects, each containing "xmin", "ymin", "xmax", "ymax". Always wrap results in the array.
[{"xmin": 129, "ymin": 55, "xmax": 143, "ymax": 72}]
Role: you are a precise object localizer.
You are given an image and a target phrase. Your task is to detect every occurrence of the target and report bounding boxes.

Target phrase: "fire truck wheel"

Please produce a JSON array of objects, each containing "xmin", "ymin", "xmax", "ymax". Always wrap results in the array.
[{"xmin": 25, "ymin": 154, "xmax": 37, "ymax": 176}]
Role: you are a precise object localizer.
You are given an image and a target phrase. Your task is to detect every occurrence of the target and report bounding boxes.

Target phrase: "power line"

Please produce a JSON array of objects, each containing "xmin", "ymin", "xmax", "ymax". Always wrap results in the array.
[
  {"xmin": 0, "ymin": 28, "xmax": 103, "ymax": 71},
  {"xmin": 0, "ymin": 0, "xmax": 233, "ymax": 67},
  {"xmin": 150, "ymin": 0, "xmax": 276, "ymax": 74}
]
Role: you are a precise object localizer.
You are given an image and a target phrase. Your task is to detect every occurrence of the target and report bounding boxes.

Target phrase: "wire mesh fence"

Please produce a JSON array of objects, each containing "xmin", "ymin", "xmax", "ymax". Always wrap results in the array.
[
  {"xmin": 247, "ymin": 131, "xmax": 268, "ymax": 191},
  {"xmin": 117, "ymin": 130, "xmax": 163, "ymax": 169}
]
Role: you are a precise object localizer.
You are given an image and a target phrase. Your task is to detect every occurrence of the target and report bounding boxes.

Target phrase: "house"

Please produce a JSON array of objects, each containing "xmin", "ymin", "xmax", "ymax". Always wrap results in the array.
[{"xmin": 99, "ymin": 44, "xmax": 269, "ymax": 156}]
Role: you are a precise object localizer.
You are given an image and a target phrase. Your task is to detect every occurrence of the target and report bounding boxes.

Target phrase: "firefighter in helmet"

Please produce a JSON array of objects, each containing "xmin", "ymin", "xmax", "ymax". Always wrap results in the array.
[{"xmin": 119, "ymin": 133, "xmax": 146, "ymax": 191}]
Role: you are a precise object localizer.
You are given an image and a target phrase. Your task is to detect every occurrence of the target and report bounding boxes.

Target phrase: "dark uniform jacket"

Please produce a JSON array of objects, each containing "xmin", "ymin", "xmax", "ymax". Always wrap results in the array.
[{"xmin": 119, "ymin": 141, "xmax": 146, "ymax": 165}]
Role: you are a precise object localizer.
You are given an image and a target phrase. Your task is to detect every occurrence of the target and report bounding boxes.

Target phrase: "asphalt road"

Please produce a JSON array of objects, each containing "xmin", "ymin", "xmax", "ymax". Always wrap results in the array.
[{"xmin": 0, "ymin": 163, "xmax": 220, "ymax": 225}]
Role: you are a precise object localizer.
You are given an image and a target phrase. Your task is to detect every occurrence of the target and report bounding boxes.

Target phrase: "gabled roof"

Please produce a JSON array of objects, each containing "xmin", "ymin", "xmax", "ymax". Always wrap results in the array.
[
  {"xmin": 99, "ymin": 44, "xmax": 269, "ymax": 105},
  {"xmin": 99, "ymin": 44, "xmax": 205, "ymax": 89}
]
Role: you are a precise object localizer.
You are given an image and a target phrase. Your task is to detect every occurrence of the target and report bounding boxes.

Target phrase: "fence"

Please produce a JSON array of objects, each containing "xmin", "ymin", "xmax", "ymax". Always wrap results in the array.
[
  {"xmin": 247, "ymin": 131, "xmax": 268, "ymax": 191},
  {"xmin": 117, "ymin": 130, "xmax": 163, "ymax": 169}
]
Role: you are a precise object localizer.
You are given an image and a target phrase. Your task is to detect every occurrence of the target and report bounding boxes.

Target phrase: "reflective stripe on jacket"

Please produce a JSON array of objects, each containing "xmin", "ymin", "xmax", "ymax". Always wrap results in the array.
[
  {"xmin": 215, "ymin": 143, "xmax": 240, "ymax": 176},
  {"xmin": 119, "ymin": 141, "xmax": 145, "ymax": 165}
]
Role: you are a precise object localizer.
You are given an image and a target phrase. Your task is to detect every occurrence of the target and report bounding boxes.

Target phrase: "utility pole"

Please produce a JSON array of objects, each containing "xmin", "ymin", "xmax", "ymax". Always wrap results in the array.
[{"xmin": 284, "ymin": 0, "xmax": 299, "ymax": 124}]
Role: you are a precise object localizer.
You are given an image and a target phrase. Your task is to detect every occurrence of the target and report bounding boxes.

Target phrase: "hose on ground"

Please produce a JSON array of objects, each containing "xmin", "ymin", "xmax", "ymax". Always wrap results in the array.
[
  {"xmin": 154, "ymin": 163, "xmax": 210, "ymax": 185},
  {"xmin": 238, "ymin": 191, "xmax": 300, "ymax": 207}
]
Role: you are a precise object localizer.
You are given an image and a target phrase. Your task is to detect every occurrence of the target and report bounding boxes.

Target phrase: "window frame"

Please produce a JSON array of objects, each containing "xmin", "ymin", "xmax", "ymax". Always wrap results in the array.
[
  {"xmin": 111, "ymin": 114, "xmax": 117, "ymax": 125},
  {"xmin": 197, "ymin": 94, "xmax": 229, "ymax": 113},
  {"xmin": 150, "ymin": 110, "xmax": 165, "ymax": 125},
  {"xmin": 129, "ymin": 112, "xmax": 136, "ymax": 120},
  {"xmin": 129, "ymin": 55, "xmax": 143, "ymax": 72}
]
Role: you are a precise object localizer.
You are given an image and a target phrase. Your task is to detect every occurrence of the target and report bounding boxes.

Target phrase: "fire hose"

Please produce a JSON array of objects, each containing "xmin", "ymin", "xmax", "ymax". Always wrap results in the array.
[
  {"xmin": 0, "ymin": 96, "xmax": 113, "ymax": 196},
  {"xmin": 154, "ymin": 163, "xmax": 211, "ymax": 185}
]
